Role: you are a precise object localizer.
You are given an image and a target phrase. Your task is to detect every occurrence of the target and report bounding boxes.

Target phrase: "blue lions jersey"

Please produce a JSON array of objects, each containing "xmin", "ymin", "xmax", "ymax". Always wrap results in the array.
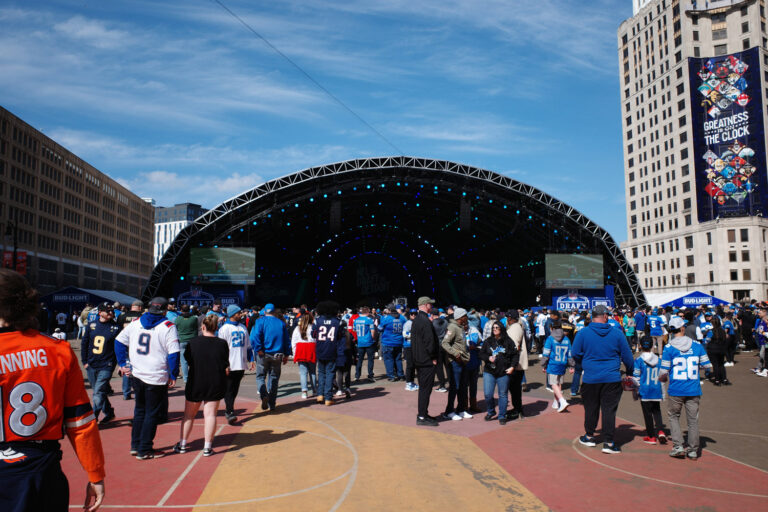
[
  {"xmin": 378, "ymin": 314, "xmax": 406, "ymax": 347},
  {"xmin": 647, "ymin": 315, "xmax": 666, "ymax": 336},
  {"xmin": 542, "ymin": 336, "xmax": 571, "ymax": 376},
  {"xmin": 632, "ymin": 356, "xmax": 662, "ymax": 400},
  {"xmin": 661, "ymin": 341, "xmax": 712, "ymax": 397},
  {"xmin": 353, "ymin": 316, "xmax": 375, "ymax": 348}
]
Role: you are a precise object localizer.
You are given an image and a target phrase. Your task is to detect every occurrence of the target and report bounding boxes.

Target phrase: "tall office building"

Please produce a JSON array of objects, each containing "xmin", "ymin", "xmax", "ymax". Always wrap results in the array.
[
  {"xmin": 154, "ymin": 203, "xmax": 207, "ymax": 265},
  {"xmin": 0, "ymin": 106, "xmax": 155, "ymax": 296},
  {"xmin": 618, "ymin": 0, "xmax": 768, "ymax": 302}
]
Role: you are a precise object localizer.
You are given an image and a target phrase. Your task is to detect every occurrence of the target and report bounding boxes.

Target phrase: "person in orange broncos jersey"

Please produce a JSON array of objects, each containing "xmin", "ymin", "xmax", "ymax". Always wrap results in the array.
[{"xmin": 0, "ymin": 269, "xmax": 105, "ymax": 512}]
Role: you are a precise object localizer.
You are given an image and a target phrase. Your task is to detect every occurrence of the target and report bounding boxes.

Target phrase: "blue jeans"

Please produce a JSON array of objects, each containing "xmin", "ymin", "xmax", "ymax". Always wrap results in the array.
[
  {"xmin": 256, "ymin": 353, "xmax": 283, "ymax": 408},
  {"xmin": 86, "ymin": 366, "xmax": 115, "ymax": 418},
  {"xmin": 483, "ymin": 373, "xmax": 509, "ymax": 417},
  {"xmin": 298, "ymin": 361, "xmax": 317, "ymax": 393},
  {"xmin": 131, "ymin": 377, "xmax": 167, "ymax": 455},
  {"xmin": 317, "ymin": 360, "xmax": 336, "ymax": 401},
  {"xmin": 179, "ymin": 341, "xmax": 189, "ymax": 381},
  {"xmin": 571, "ymin": 360, "xmax": 583, "ymax": 394},
  {"xmin": 355, "ymin": 346, "xmax": 376, "ymax": 379},
  {"xmin": 444, "ymin": 361, "xmax": 468, "ymax": 414},
  {"xmin": 382, "ymin": 345, "xmax": 404, "ymax": 379}
]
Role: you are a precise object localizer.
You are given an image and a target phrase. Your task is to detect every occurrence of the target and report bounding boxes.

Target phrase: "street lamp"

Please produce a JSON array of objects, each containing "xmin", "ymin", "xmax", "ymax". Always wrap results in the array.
[{"xmin": 3, "ymin": 217, "xmax": 18, "ymax": 272}]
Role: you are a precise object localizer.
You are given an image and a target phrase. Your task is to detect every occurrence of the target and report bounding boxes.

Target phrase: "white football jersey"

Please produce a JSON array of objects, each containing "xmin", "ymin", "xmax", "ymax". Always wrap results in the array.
[
  {"xmin": 218, "ymin": 321, "xmax": 250, "ymax": 371},
  {"xmin": 116, "ymin": 319, "xmax": 180, "ymax": 385}
]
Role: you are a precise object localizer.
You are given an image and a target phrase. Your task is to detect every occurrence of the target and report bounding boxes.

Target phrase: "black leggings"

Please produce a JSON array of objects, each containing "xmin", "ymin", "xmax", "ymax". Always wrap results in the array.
[
  {"xmin": 403, "ymin": 347, "xmax": 415, "ymax": 382},
  {"xmin": 725, "ymin": 335, "xmax": 737, "ymax": 363},
  {"xmin": 710, "ymin": 352, "xmax": 727, "ymax": 382}
]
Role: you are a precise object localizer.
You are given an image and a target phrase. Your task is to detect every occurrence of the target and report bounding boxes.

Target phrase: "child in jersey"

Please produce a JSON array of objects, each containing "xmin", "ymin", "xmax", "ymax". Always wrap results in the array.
[
  {"xmin": 541, "ymin": 321, "xmax": 575, "ymax": 412},
  {"xmin": 632, "ymin": 335, "xmax": 666, "ymax": 445}
]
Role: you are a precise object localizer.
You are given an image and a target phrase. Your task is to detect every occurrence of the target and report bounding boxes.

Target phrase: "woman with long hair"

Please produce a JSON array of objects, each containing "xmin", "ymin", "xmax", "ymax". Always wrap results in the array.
[
  {"xmin": 479, "ymin": 321, "xmax": 519, "ymax": 424},
  {"xmin": 174, "ymin": 314, "xmax": 230, "ymax": 456},
  {"xmin": 291, "ymin": 311, "xmax": 317, "ymax": 399},
  {"xmin": 0, "ymin": 269, "xmax": 105, "ymax": 511}
]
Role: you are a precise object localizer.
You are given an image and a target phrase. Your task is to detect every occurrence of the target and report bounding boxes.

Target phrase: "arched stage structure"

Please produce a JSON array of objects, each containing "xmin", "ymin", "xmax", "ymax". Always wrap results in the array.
[{"xmin": 144, "ymin": 157, "xmax": 646, "ymax": 308}]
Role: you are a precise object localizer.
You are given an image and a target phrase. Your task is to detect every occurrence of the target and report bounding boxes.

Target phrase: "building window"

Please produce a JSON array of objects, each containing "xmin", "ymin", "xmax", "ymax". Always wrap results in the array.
[
  {"xmin": 741, "ymin": 228, "xmax": 749, "ymax": 242},
  {"xmin": 729, "ymin": 251, "xmax": 737, "ymax": 262},
  {"xmin": 743, "ymin": 269, "xmax": 752, "ymax": 281},
  {"xmin": 693, "ymin": 31, "xmax": 699, "ymax": 41},
  {"xmin": 713, "ymin": 29, "xmax": 728, "ymax": 41},
  {"xmin": 685, "ymin": 214, "xmax": 692, "ymax": 226},
  {"xmin": 687, "ymin": 255, "xmax": 695, "ymax": 267},
  {"xmin": 708, "ymin": 253, "xmax": 713, "ymax": 264},
  {"xmin": 687, "ymin": 273, "xmax": 695, "ymax": 284},
  {"xmin": 743, "ymin": 39, "xmax": 750, "ymax": 50},
  {"xmin": 727, "ymin": 229, "xmax": 736, "ymax": 243},
  {"xmin": 730, "ymin": 270, "xmax": 738, "ymax": 281},
  {"xmin": 714, "ymin": 44, "xmax": 728, "ymax": 56},
  {"xmin": 685, "ymin": 236, "xmax": 693, "ymax": 249},
  {"xmin": 693, "ymin": 47, "xmax": 700, "ymax": 57},
  {"xmin": 683, "ymin": 198, "xmax": 691, "ymax": 210},
  {"xmin": 742, "ymin": 22, "xmax": 749, "ymax": 33},
  {"xmin": 709, "ymin": 271, "xmax": 714, "ymax": 282},
  {"xmin": 742, "ymin": 250, "xmax": 750, "ymax": 262}
]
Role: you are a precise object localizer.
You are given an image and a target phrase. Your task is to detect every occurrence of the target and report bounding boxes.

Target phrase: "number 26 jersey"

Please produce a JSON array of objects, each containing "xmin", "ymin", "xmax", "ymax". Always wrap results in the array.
[{"xmin": 661, "ymin": 338, "xmax": 711, "ymax": 397}]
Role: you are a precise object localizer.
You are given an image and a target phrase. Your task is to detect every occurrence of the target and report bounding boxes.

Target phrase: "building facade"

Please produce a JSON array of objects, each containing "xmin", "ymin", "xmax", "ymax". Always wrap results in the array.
[
  {"xmin": 154, "ymin": 203, "xmax": 207, "ymax": 266},
  {"xmin": 618, "ymin": 0, "xmax": 768, "ymax": 302},
  {"xmin": 0, "ymin": 106, "xmax": 154, "ymax": 297}
]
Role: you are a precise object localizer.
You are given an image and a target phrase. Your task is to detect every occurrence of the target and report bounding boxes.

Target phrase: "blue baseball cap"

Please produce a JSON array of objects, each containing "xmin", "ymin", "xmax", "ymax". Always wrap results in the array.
[
  {"xmin": 263, "ymin": 303, "xmax": 275, "ymax": 313},
  {"xmin": 394, "ymin": 304, "xmax": 404, "ymax": 310}
]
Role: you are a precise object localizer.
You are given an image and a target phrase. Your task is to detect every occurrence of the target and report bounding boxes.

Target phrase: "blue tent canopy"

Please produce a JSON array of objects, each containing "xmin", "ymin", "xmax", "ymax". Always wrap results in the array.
[
  {"xmin": 40, "ymin": 286, "xmax": 140, "ymax": 314},
  {"xmin": 646, "ymin": 290, "xmax": 730, "ymax": 308}
]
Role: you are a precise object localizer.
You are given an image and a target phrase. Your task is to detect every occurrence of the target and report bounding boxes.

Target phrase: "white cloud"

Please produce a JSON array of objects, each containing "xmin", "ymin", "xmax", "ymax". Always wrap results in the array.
[{"xmin": 53, "ymin": 15, "xmax": 130, "ymax": 49}]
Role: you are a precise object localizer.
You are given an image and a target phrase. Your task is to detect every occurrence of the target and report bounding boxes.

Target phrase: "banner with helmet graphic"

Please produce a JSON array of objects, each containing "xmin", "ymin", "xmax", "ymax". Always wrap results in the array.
[{"xmin": 689, "ymin": 47, "xmax": 767, "ymax": 221}]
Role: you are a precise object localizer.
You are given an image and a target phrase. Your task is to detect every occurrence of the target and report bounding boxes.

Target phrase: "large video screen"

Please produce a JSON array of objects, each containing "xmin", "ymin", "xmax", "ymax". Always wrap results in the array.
[
  {"xmin": 189, "ymin": 248, "xmax": 255, "ymax": 284},
  {"xmin": 545, "ymin": 254, "xmax": 604, "ymax": 289}
]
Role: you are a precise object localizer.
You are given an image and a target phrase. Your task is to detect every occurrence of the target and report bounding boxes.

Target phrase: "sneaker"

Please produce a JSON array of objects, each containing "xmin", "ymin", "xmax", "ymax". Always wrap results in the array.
[
  {"xmin": 686, "ymin": 450, "xmax": 698, "ymax": 460},
  {"xmin": 99, "ymin": 412, "xmax": 115, "ymax": 424},
  {"xmin": 405, "ymin": 383, "xmax": 414, "ymax": 391},
  {"xmin": 669, "ymin": 445, "xmax": 686, "ymax": 458},
  {"xmin": 441, "ymin": 412, "xmax": 462, "ymax": 421},
  {"xmin": 412, "ymin": 384, "xmax": 419, "ymax": 390},
  {"xmin": 316, "ymin": 396, "xmax": 324, "ymax": 404},
  {"xmin": 557, "ymin": 399, "xmax": 569, "ymax": 413},
  {"xmin": 202, "ymin": 448, "xmax": 214, "ymax": 457},
  {"xmin": 334, "ymin": 390, "xmax": 343, "ymax": 397},
  {"xmin": 602, "ymin": 443, "xmax": 620, "ymax": 454},
  {"xmin": 301, "ymin": 391, "xmax": 308, "ymax": 399},
  {"xmin": 344, "ymin": 388, "xmax": 351, "ymax": 399},
  {"xmin": 136, "ymin": 450, "xmax": 165, "ymax": 460},
  {"xmin": 261, "ymin": 395, "xmax": 269, "ymax": 410},
  {"xmin": 579, "ymin": 435, "xmax": 597, "ymax": 447},
  {"xmin": 460, "ymin": 411, "xmax": 473, "ymax": 419},
  {"xmin": 505, "ymin": 410, "xmax": 520, "ymax": 421},
  {"xmin": 325, "ymin": 400, "xmax": 333, "ymax": 406},
  {"xmin": 552, "ymin": 399, "xmax": 559, "ymax": 409},
  {"xmin": 546, "ymin": 386, "xmax": 553, "ymax": 393},
  {"xmin": 367, "ymin": 377, "xmax": 376, "ymax": 383},
  {"xmin": 436, "ymin": 387, "xmax": 448, "ymax": 393},
  {"xmin": 498, "ymin": 417, "xmax": 507, "ymax": 425},
  {"xmin": 642, "ymin": 436, "xmax": 657, "ymax": 445},
  {"xmin": 129, "ymin": 449, "xmax": 138, "ymax": 456},
  {"xmin": 173, "ymin": 442, "xmax": 187, "ymax": 454},
  {"xmin": 757, "ymin": 369, "xmax": 768, "ymax": 377},
  {"xmin": 722, "ymin": 380, "xmax": 732, "ymax": 386},
  {"xmin": 570, "ymin": 392, "xmax": 580, "ymax": 398},
  {"xmin": 226, "ymin": 414, "xmax": 237, "ymax": 426},
  {"xmin": 658, "ymin": 431, "xmax": 667, "ymax": 444},
  {"xmin": 416, "ymin": 416, "xmax": 439, "ymax": 426},
  {"xmin": 484, "ymin": 413, "xmax": 495, "ymax": 421}
]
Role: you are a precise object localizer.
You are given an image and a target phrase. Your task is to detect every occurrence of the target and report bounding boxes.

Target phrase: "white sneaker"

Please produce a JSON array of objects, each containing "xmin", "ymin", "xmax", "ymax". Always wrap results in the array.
[
  {"xmin": 557, "ymin": 399, "xmax": 569, "ymax": 413},
  {"xmin": 552, "ymin": 399, "xmax": 559, "ymax": 409},
  {"xmin": 301, "ymin": 391, "xmax": 308, "ymax": 399},
  {"xmin": 757, "ymin": 369, "xmax": 768, "ymax": 377},
  {"xmin": 460, "ymin": 411, "xmax": 473, "ymax": 419},
  {"xmin": 450, "ymin": 412, "xmax": 463, "ymax": 421},
  {"xmin": 334, "ymin": 390, "xmax": 343, "ymax": 397}
]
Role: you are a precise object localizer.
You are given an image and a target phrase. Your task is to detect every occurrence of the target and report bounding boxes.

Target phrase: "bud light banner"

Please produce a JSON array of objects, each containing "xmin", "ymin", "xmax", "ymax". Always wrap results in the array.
[{"xmin": 689, "ymin": 47, "xmax": 767, "ymax": 221}]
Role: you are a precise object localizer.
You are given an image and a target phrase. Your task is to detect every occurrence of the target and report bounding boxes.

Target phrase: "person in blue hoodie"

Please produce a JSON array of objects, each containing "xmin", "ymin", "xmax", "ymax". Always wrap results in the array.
[
  {"xmin": 312, "ymin": 301, "xmax": 345, "ymax": 405},
  {"xmin": 249, "ymin": 303, "xmax": 291, "ymax": 412},
  {"xmin": 632, "ymin": 335, "xmax": 666, "ymax": 446},
  {"xmin": 115, "ymin": 297, "xmax": 180, "ymax": 459},
  {"xmin": 572, "ymin": 304, "xmax": 634, "ymax": 455}
]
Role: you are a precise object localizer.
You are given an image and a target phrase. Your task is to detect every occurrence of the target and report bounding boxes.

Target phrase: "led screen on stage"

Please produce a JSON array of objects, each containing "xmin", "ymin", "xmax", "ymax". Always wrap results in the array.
[
  {"xmin": 545, "ymin": 254, "xmax": 604, "ymax": 289},
  {"xmin": 189, "ymin": 248, "xmax": 255, "ymax": 284},
  {"xmin": 689, "ymin": 47, "xmax": 767, "ymax": 221}
]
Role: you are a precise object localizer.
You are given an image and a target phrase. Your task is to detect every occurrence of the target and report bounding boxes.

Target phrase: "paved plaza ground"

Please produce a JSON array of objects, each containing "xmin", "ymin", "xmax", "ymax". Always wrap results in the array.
[{"xmin": 64, "ymin": 342, "xmax": 768, "ymax": 511}]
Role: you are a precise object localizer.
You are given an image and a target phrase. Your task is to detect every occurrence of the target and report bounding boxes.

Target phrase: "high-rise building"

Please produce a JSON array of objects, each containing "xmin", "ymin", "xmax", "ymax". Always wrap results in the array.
[
  {"xmin": 0, "ymin": 106, "xmax": 155, "ymax": 296},
  {"xmin": 154, "ymin": 203, "xmax": 207, "ymax": 265},
  {"xmin": 618, "ymin": 0, "xmax": 768, "ymax": 302}
]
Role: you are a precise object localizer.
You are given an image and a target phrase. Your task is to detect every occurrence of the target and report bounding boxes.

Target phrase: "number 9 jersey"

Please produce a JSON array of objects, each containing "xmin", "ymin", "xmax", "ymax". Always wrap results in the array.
[
  {"xmin": 0, "ymin": 329, "xmax": 105, "ymax": 482},
  {"xmin": 116, "ymin": 319, "xmax": 180, "ymax": 386}
]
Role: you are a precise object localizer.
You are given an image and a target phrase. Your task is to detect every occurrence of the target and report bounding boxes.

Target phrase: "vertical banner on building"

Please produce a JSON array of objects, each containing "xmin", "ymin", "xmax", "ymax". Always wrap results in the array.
[
  {"xmin": 689, "ymin": 47, "xmax": 767, "ymax": 221},
  {"xmin": 2, "ymin": 251, "xmax": 26, "ymax": 274}
]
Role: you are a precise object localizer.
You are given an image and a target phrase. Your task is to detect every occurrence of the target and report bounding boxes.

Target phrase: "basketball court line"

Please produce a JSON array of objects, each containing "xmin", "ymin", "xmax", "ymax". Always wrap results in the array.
[{"xmin": 570, "ymin": 437, "xmax": 768, "ymax": 499}]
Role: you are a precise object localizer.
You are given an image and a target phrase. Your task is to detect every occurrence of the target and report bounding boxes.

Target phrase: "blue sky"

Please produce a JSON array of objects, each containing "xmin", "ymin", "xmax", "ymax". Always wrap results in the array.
[{"xmin": 1, "ymin": 0, "xmax": 634, "ymax": 240}]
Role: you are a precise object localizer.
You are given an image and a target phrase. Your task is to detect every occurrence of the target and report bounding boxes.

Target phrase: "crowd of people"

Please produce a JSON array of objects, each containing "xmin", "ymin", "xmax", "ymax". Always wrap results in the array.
[{"xmin": 3, "ymin": 263, "xmax": 768, "ymax": 510}]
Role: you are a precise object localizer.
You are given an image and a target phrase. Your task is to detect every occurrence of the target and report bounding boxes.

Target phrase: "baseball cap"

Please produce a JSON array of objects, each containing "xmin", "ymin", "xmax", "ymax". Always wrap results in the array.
[
  {"xmin": 263, "ymin": 303, "xmax": 275, "ymax": 313},
  {"xmin": 394, "ymin": 304, "xmax": 404, "ymax": 311},
  {"xmin": 417, "ymin": 296, "xmax": 436, "ymax": 306},
  {"xmin": 98, "ymin": 302, "xmax": 114, "ymax": 312},
  {"xmin": 453, "ymin": 307, "xmax": 468, "ymax": 319},
  {"xmin": 592, "ymin": 304, "xmax": 609, "ymax": 316},
  {"xmin": 409, "ymin": 308, "xmax": 417, "ymax": 314},
  {"xmin": 640, "ymin": 335, "xmax": 653, "ymax": 350},
  {"xmin": 668, "ymin": 316, "xmax": 685, "ymax": 331},
  {"xmin": 508, "ymin": 310, "xmax": 519, "ymax": 320},
  {"xmin": 227, "ymin": 304, "xmax": 242, "ymax": 317},
  {"xmin": 148, "ymin": 297, "xmax": 168, "ymax": 315},
  {"xmin": 131, "ymin": 300, "xmax": 143, "ymax": 308}
]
